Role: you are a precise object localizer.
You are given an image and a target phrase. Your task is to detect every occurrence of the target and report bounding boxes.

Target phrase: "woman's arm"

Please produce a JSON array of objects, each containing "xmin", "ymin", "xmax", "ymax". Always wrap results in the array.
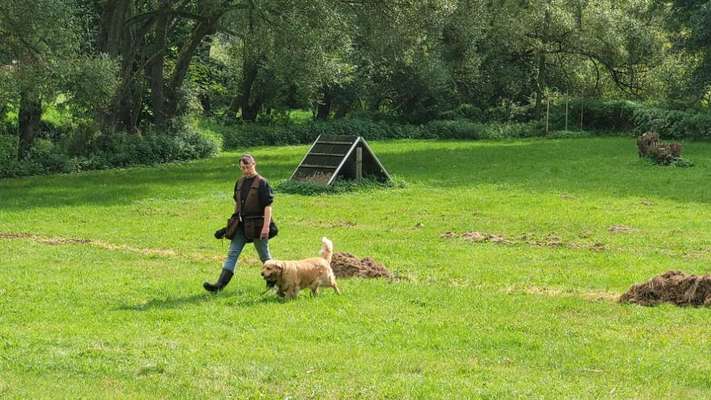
[{"xmin": 260, "ymin": 205, "xmax": 272, "ymax": 239}]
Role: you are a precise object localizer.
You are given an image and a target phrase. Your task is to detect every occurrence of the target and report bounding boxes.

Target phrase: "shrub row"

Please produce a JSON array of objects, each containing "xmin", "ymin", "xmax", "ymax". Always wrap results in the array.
[
  {"xmin": 220, "ymin": 118, "xmax": 546, "ymax": 149},
  {"xmin": 0, "ymin": 126, "xmax": 217, "ymax": 178},
  {"xmin": 632, "ymin": 108, "xmax": 711, "ymax": 140},
  {"xmin": 218, "ymin": 102, "xmax": 708, "ymax": 151},
  {"xmin": 547, "ymin": 99, "xmax": 711, "ymax": 139},
  {"xmin": 548, "ymin": 99, "xmax": 640, "ymax": 132}
]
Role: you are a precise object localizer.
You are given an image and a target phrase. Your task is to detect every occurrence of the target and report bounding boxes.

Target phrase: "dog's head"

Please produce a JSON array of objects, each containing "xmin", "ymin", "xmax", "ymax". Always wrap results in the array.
[{"xmin": 261, "ymin": 260, "xmax": 283, "ymax": 285}]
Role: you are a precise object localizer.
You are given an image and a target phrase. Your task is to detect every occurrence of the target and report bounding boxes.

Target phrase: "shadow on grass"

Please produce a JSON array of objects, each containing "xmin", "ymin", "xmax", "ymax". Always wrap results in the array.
[
  {"xmin": 115, "ymin": 289, "xmax": 281, "ymax": 311},
  {"xmin": 2, "ymin": 138, "xmax": 710, "ymax": 213},
  {"xmin": 0, "ymin": 150, "xmax": 303, "ymax": 211}
]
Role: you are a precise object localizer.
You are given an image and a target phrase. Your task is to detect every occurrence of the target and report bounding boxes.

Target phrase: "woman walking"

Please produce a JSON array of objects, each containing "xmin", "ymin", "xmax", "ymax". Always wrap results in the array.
[{"xmin": 203, "ymin": 154, "xmax": 275, "ymax": 292}]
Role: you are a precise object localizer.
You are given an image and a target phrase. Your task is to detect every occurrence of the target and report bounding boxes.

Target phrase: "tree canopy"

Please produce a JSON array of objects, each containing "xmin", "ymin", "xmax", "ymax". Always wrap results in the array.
[{"xmin": 1, "ymin": 0, "xmax": 709, "ymax": 160}]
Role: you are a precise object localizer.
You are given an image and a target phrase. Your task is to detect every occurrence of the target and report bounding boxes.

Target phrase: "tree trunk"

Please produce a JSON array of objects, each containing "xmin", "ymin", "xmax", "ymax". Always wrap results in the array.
[
  {"xmin": 227, "ymin": 91, "xmax": 262, "ymax": 122},
  {"xmin": 199, "ymin": 94, "xmax": 212, "ymax": 116},
  {"xmin": 18, "ymin": 91, "xmax": 41, "ymax": 160},
  {"xmin": 535, "ymin": 5, "xmax": 551, "ymax": 120},
  {"xmin": 227, "ymin": 96, "xmax": 240, "ymax": 118},
  {"xmin": 238, "ymin": 56, "xmax": 261, "ymax": 122},
  {"xmin": 98, "ymin": 0, "xmax": 154, "ymax": 133},
  {"xmin": 98, "ymin": 0, "xmax": 134, "ymax": 132},
  {"xmin": 316, "ymin": 85, "xmax": 333, "ymax": 120},
  {"xmin": 197, "ymin": 37, "xmax": 213, "ymax": 116},
  {"xmin": 148, "ymin": 1, "xmax": 171, "ymax": 127},
  {"xmin": 164, "ymin": 16, "xmax": 219, "ymax": 121},
  {"xmin": 97, "ymin": 0, "xmax": 131, "ymax": 57},
  {"xmin": 334, "ymin": 105, "xmax": 350, "ymax": 119},
  {"xmin": 535, "ymin": 50, "xmax": 545, "ymax": 119},
  {"xmin": 241, "ymin": 100, "xmax": 261, "ymax": 122}
]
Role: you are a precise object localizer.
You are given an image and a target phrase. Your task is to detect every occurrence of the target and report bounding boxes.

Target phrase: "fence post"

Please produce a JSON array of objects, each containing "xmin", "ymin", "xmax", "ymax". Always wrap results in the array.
[{"xmin": 356, "ymin": 147, "xmax": 362, "ymax": 180}]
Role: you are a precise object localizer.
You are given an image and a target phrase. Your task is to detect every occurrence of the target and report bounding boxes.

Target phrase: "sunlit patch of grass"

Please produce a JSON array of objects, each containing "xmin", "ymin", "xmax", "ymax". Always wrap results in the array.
[{"xmin": 287, "ymin": 109, "xmax": 313, "ymax": 125}]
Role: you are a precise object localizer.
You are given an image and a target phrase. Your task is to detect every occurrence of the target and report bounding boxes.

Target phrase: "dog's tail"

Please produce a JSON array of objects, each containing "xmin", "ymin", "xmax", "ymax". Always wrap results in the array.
[{"xmin": 320, "ymin": 237, "xmax": 333, "ymax": 263}]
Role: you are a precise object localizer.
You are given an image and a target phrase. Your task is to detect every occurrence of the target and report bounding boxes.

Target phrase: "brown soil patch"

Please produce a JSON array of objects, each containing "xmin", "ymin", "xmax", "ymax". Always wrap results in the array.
[
  {"xmin": 588, "ymin": 242, "xmax": 607, "ymax": 252},
  {"xmin": 0, "ymin": 232, "xmax": 91, "ymax": 245},
  {"xmin": 441, "ymin": 231, "xmax": 510, "ymax": 244},
  {"xmin": 682, "ymin": 248, "xmax": 711, "ymax": 260},
  {"xmin": 619, "ymin": 271, "xmax": 711, "ymax": 306},
  {"xmin": 331, "ymin": 252, "xmax": 393, "ymax": 279},
  {"xmin": 313, "ymin": 220, "xmax": 357, "ymax": 228},
  {"xmin": 441, "ymin": 231, "xmax": 605, "ymax": 251},
  {"xmin": 504, "ymin": 285, "xmax": 619, "ymax": 302},
  {"xmin": 608, "ymin": 225, "xmax": 636, "ymax": 234},
  {"xmin": 0, "ymin": 231, "xmax": 224, "ymax": 263}
]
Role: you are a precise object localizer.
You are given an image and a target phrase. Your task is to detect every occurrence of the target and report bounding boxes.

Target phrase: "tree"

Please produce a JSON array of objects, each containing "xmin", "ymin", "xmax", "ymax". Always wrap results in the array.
[
  {"xmin": 471, "ymin": 0, "xmax": 664, "ymax": 117},
  {"xmin": 96, "ymin": 0, "xmax": 246, "ymax": 131},
  {"xmin": 216, "ymin": 0, "xmax": 355, "ymax": 121},
  {"xmin": 666, "ymin": 0, "xmax": 711, "ymax": 105},
  {"xmin": 0, "ymin": 0, "xmax": 79, "ymax": 159},
  {"xmin": 346, "ymin": 0, "xmax": 481, "ymax": 121}
]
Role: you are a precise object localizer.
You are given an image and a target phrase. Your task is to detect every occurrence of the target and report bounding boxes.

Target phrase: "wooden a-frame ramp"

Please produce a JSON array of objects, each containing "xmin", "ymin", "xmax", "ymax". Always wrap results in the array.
[{"xmin": 289, "ymin": 135, "xmax": 391, "ymax": 185}]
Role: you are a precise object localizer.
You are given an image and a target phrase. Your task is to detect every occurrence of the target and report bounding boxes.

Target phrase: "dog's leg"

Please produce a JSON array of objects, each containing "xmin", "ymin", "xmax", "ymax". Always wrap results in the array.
[
  {"xmin": 328, "ymin": 275, "xmax": 341, "ymax": 295},
  {"xmin": 284, "ymin": 286, "xmax": 298, "ymax": 299},
  {"xmin": 310, "ymin": 284, "xmax": 320, "ymax": 297}
]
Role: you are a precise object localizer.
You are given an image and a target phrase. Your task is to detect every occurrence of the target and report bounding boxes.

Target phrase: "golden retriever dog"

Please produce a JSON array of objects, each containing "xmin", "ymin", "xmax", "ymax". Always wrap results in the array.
[{"xmin": 261, "ymin": 237, "xmax": 341, "ymax": 299}]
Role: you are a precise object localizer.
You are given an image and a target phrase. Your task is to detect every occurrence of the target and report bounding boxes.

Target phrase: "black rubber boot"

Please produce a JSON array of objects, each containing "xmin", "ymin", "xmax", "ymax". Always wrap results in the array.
[{"xmin": 203, "ymin": 269, "xmax": 234, "ymax": 293}]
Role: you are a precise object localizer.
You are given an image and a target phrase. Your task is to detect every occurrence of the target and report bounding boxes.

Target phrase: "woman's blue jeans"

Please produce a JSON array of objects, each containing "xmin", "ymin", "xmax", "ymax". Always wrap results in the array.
[{"xmin": 222, "ymin": 229, "xmax": 271, "ymax": 272}]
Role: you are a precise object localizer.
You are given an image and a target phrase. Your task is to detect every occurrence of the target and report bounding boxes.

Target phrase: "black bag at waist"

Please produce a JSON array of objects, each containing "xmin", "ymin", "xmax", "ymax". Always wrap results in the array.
[{"xmin": 225, "ymin": 215, "xmax": 278, "ymax": 242}]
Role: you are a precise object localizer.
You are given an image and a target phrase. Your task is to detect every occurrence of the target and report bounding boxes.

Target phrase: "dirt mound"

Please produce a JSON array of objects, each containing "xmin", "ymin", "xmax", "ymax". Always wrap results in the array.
[
  {"xmin": 637, "ymin": 131, "xmax": 689, "ymax": 166},
  {"xmin": 331, "ymin": 252, "xmax": 393, "ymax": 279},
  {"xmin": 619, "ymin": 271, "xmax": 711, "ymax": 306}
]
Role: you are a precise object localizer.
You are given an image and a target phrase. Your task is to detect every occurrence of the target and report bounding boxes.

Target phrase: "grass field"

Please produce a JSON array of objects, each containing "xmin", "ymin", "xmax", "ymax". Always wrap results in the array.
[{"xmin": 1, "ymin": 137, "xmax": 711, "ymax": 399}]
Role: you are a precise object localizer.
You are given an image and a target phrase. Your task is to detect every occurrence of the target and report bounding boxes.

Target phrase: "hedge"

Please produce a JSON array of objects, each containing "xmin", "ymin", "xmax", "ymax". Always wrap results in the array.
[{"xmin": 220, "ymin": 119, "xmax": 546, "ymax": 150}]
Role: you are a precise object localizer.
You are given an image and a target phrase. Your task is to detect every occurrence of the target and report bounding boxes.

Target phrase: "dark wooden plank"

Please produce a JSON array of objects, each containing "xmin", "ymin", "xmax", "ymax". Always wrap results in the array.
[
  {"xmin": 309, "ymin": 152, "xmax": 347, "ymax": 157},
  {"xmin": 298, "ymin": 164, "xmax": 338, "ymax": 169},
  {"xmin": 315, "ymin": 140, "xmax": 356, "ymax": 145}
]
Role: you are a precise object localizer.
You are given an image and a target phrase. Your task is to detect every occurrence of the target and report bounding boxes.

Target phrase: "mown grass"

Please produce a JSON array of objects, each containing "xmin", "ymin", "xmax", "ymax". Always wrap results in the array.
[{"xmin": 1, "ymin": 137, "xmax": 711, "ymax": 399}]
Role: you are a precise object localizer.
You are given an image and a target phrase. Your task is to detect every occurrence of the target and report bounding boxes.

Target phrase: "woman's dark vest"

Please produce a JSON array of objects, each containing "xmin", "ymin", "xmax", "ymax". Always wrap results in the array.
[
  {"xmin": 229, "ymin": 175, "xmax": 277, "ymax": 241},
  {"xmin": 234, "ymin": 175, "xmax": 264, "ymax": 217}
]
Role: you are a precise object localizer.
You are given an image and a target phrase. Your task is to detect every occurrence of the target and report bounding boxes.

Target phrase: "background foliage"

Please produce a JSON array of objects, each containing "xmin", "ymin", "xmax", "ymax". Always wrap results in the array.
[{"xmin": 1, "ymin": 0, "xmax": 710, "ymax": 177}]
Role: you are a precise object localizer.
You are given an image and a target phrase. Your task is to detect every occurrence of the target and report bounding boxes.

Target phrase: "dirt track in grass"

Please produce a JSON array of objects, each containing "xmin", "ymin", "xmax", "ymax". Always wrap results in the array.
[{"xmin": 0, "ymin": 232, "xmax": 226, "ymax": 263}]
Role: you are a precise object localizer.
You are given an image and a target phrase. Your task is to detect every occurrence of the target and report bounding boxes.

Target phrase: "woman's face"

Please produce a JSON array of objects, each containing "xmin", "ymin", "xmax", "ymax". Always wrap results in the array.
[{"xmin": 240, "ymin": 160, "xmax": 256, "ymax": 176}]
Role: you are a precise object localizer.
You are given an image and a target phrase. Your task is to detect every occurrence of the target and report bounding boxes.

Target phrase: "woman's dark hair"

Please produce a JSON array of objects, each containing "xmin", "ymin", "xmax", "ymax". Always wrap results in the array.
[{"xmin": 240, "ymin": 154, "xmax": 255, "ymax": 165}]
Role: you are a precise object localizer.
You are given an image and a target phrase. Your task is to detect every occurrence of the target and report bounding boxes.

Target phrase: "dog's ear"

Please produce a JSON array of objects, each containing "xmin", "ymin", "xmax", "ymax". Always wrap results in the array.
[{"xmin": 263, "ymin": 260, "xmax": 283, "ymax": 272}]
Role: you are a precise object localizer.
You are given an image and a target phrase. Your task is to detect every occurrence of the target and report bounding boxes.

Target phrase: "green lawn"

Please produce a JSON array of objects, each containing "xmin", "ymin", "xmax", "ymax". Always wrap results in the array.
[{"xmin": 1, "ymin": 137, "xmax": 710, "ymax": 399}]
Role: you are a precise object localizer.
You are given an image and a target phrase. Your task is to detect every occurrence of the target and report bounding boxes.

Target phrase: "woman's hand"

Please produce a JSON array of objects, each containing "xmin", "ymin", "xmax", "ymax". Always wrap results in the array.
[{"xmin": 260, "ymin": 226, "xmax": 269, "ymax": 240}]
